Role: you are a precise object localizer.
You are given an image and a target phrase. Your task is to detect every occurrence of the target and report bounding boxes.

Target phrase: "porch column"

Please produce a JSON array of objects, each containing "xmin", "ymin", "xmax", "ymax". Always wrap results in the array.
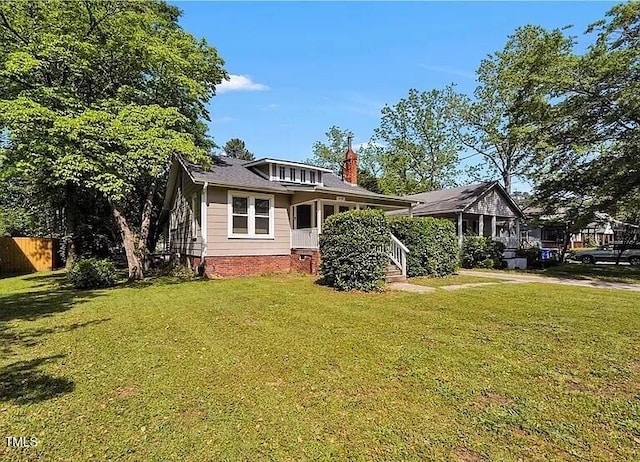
[
  {"xmin": 515, "ymin": 219, "xmax": 520, "ymax": 243},
  {"xmin": 316, "ymin": 199, "xmax": 322, "ymax": 234},
  {"xmin": 457, "ymin": 212, "xmax": 463, "ymax": 247},
  {"xmin": 478, "ymin": 214, "xmax": 484, "ymax": 237},
  {"xmin": 491, "ymin": 215, "xmax": 497, "ymax": 238},
  {"xmin": 409, "ymin": 205, "xmax": 414, "ymax": 217}
]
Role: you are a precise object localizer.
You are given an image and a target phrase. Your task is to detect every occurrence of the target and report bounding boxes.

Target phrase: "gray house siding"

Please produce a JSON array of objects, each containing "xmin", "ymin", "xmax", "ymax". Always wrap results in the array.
[
  {"xmin": 168, "ymin": 170, "xmax": 203, "ymax": 256},
  {"xmin": 206, "ymin": 186, "xmax": 292, "ymax": 256},
  {"xmin": 466, "ymin": 189, "xmax": 518, "ymax": 218}
]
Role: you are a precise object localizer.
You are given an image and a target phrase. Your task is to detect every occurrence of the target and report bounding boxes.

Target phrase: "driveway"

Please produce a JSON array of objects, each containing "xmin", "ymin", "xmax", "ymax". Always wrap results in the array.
[{"xmin": 459, "ymin": 269, "xmax": 640, "ymax": 292}]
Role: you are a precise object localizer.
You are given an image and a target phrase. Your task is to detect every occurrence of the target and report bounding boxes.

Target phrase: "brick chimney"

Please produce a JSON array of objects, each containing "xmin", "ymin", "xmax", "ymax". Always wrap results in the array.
[{"xmin": 342, "ymin": 134, "xmax": 358, "ymax": 186}]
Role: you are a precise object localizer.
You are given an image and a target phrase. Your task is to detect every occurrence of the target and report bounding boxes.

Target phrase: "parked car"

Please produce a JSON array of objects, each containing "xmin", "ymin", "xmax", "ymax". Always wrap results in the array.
[{"xmin": 572, "ymin": 243, "xmax": 640, "ymax": 265}]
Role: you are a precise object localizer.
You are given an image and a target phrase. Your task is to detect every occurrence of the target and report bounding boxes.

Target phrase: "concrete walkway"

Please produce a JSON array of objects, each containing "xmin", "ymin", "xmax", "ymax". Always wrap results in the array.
[
  {"xmin": 459, "ymin": 269, "xmax": 640, "ymax": 292},
  {"xmin": 388, "ymin": 282, "xmax": 435, "ymax": 293},
  {"xmin": 388, "ymin": 271, "xmax": 640, "ymax": 294}
]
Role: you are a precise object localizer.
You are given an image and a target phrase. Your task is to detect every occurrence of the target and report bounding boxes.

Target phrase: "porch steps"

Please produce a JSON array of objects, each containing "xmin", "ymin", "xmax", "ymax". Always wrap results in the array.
[{"xmin": 385, "ymin": 263, "xmax": 406, "ymax": 283}]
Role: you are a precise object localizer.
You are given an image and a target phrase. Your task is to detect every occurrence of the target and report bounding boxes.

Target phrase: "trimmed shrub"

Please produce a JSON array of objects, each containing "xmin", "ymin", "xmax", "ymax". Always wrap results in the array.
[
  {"xmin": 461, "ymin": 236, "xmax": 505, "ymax": 269},
  {"xmin": 319, "ymin": 209, "xmax": 389, "ymax": 291},
  {"xmin": 389, "ymin": 217, "xmax": 459, "ymax": 277},
  {"xmin": 67, "ymin": 258, "xmax": 118, "ymax": 289}
]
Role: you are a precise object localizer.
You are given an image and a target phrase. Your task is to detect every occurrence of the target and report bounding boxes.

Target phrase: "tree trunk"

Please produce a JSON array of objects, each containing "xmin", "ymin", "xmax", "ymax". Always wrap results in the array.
[
  {"xmin": 111, "ymin": 201, "xmax": 143, "ymax": 280},
  {"xmin": 137, "ymin": 182, "xmax": 156, "ymax": 270},
  {"xmin": 502, "ymin": 169, "xmax": 512, "ymax": 195},
  {"xmin": 559, "ymin": 222, "xmax": 572, "ymax": 263},
  {"xmin": 64, "ymin": 182, "xmax": 78, "ymax": 269}
]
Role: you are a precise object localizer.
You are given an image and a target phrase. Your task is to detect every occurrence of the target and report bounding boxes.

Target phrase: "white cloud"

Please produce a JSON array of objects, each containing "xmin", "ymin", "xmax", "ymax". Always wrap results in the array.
[{"xmin": 217, "ymin": 74, "xmax": 269, "ymax": 94}]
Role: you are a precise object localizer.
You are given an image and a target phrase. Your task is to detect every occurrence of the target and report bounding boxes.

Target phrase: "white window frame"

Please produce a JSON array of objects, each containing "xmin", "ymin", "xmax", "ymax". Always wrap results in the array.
[{"xmin": 227, "ymin": 190, "xmax": 275, "ymax": 239}]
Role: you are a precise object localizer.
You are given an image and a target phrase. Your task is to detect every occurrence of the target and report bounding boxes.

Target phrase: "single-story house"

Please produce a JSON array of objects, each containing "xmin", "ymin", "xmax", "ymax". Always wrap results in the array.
[
  {"xmin": 161, "ymin": 143, "xmax": 415, "ymax": 278},
  {"xmin": 521, "ymin": 207, "xmax": 625, "ymax": 249},
  {"xmin": 390, "ymin": 181, "xmax": 525, "ymax": 249}
]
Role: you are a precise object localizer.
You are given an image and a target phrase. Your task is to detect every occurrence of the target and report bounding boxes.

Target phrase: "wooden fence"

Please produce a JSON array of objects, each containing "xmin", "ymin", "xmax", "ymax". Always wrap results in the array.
[{"xmin": 0, "ymin": 237, "xmax": 61, "ymax": 273}]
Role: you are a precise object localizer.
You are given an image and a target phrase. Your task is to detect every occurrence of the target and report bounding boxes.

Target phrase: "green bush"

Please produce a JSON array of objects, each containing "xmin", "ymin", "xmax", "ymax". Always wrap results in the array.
[
  {"xmin": 461, "ymin": 235, "xmax": 505, "ymax": 269},
  {"xmin": 319, "ymin": 209, "xmax": 389, "ymax": 291},
  {"xmin": 162, "ymin": 260, "xmax": 196, "ymax": 279},
  {"xmin": 67, "ymin": 258, "xmax": 118, "ymax": 289},
  {"xmin": 389, "ymin": 217, "xmax": 459, "ymax": 277},
  {"xmin": 516, "ymin": 247, "xmax": 542, "ymax": 268}
]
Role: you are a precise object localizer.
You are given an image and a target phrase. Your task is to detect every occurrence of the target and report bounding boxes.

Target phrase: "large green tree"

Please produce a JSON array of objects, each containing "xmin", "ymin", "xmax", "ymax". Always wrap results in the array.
[
  {"xmin": 307, "ymin": 125, "xmax": 354, "ymax": 174},
  {"xmin": 373, "ymin": 87, "xmax": 461, "ymax": 196},
  {"xmin": 223, "ymin": 138, "xmax": 254, "ymax": 160},
  {"xmin": 532, "ymin": 2, "xmax": 639, "ymax": 216},
  {"xmin": 515, "ymin": 2, "xmax": 640, "ymax": 260},
  {"xmin": 307, "ymin": 126, "xmax": 382, "ymax": 193},
  {"xmin": 0, "ymin": 0, "xmax": 227, "ymax": 279},
  {"xmin": 452, "ymin": 26, "xmax": 573, "ymax": 194}
]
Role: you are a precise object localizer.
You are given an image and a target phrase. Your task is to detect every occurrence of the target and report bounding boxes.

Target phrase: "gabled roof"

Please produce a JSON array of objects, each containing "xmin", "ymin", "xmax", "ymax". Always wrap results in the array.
[
  {"xmin": 395, "ymin": 181, "xmax": 524, "ymax": 217},
  {"xmin": 168, "ymin": 155, "xmax": 415, "ymax": 206},
  {"xmin": 180, "ymin": 156, "xmax": 290, "ymax": 193}
]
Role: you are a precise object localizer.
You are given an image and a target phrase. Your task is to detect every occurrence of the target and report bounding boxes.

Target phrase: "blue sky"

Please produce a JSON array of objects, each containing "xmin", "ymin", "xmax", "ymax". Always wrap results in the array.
[{"xmin": 174, "ymin": 1, "xmax": 615, "ymax": 188}]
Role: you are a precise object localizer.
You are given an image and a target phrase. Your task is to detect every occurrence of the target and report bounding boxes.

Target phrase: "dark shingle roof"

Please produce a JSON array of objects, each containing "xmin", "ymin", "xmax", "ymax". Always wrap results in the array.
[
  {"xmin": 178, "ymin": 155, "xmax": 413, "ymax": 204},
  {"xmin": 400, "ymin": 182, "xmax": 495, "ymax": 215},
  {"xmin": 182, "ymin": 156, "xmax": 290, "ymax": 193}
]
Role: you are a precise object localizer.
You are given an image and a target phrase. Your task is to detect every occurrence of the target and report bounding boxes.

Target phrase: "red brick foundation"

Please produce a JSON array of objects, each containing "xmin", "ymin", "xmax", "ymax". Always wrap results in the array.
[
  {"xmin": 182, "ymin": 251, "xmax": 320, "ymax": 278},
  {"xmin": 290, "ymin": 249, "xmax": 321, "ymax": 275},
  {"xmin": 202, "ymin": 255, "xmax": 291, "ymax": 278}
]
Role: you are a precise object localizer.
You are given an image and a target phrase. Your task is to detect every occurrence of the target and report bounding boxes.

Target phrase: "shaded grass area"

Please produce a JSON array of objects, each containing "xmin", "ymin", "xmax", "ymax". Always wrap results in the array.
[
  {"xmin": 1, "ymin": 272, "xmax": 639, "ymax": 460},
  {"xmin": 410, "ymin": 274, "xmax": 508, "ymax": 287},
  {"xmin": 515, "ymin": 263, "xmax": 640, "ymax": 284}
]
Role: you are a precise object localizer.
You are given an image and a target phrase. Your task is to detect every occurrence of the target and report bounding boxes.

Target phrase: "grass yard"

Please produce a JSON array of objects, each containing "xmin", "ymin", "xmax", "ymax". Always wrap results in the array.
[
  {"xmin": 1, "ymin": 272, "xmax": 640, "ymax": 461},
  {"xmin": 516, "ymin": 263, "xmax": 640, "ymax": 284},
  {"xmin": 409, "ymin": 274, "xmax": 508, "ymax": 287}
]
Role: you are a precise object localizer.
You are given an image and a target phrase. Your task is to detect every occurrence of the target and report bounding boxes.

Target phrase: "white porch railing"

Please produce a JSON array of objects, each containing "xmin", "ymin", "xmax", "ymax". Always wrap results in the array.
[
  {"xmin": 389, "ymin": 233, "xmax": 409, "ymax": 277},
  {"xmin": 493, "ymin": 235, "xmax": 520, "ymax": 249},
  {"xmin": 291, "ymin": 227, "xmax": 319, "ymax": 249}
]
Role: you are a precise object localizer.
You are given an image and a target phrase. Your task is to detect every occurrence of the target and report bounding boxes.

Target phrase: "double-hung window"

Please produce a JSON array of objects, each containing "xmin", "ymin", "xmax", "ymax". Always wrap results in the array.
[
  {"xmin": 309, "ymin": 171, "xmax": 316, "ymax": 184},
  {"xmin": 279, "ymin": 166, "xmax": 286, "ymax": 181},
  {"xmin": 289, "ymin": 168, "xmax": 296, "ymax": 182},
  {"xmin": 300, "ymin": 170, "xmax": 306, "ymax": 183},
  {"xmin": 228, "ymin": 191, "xmax": 274, "ymax": 238}
]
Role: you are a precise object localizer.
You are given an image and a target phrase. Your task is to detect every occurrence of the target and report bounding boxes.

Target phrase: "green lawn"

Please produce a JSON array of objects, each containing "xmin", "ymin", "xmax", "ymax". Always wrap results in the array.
[
  {"xmin": 515, "ymin": 263, "xmax": 640, "ymax": 284},
  {"xmin": 410, "ymin": 274, "xmax": 508, "ymax": 287},
  {"xmin": 1, "ymin": 272, "xmax": 639, "ymax": 461}
]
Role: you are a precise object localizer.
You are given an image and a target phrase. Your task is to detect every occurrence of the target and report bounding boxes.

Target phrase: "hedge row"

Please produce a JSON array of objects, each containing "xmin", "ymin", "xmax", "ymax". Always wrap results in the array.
[
  {"xmin": 389, "ymin": 216, "xmax": 459, "ymax": 277},
  {"xmin": 460, "ymin": 235, "xmax": 505, "ymax": 269},
  {"xmin": 319, "ymin": 209, "xmax": 389, "ymax": 291},
  {"xmin": 319, "ymin": 211, "xmax": 460, "ymax": 290}
]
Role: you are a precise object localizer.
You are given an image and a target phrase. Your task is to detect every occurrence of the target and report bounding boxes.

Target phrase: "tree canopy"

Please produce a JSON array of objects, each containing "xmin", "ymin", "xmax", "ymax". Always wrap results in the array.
[
  {"xmin": 0, "ymin": 0, "xmax": 227, "ymax": 278},
  {"xmin": 223, "ymin": 138, "xmax": 255, "ymax": 160}
]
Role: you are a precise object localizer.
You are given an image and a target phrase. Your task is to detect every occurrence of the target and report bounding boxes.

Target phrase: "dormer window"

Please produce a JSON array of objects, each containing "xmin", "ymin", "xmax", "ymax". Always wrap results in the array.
[{"xmin": 244, "ymin": 159, "xmax": 327, "ymax": 186}]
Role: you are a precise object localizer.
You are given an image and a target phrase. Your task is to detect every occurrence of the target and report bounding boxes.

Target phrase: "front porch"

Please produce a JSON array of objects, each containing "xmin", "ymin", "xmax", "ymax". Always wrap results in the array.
[
  {"xmin": 289, "ymin": 197, "xmax": 411, "ymax": 280},
  {"xmin": 448, "ymin": 212, "xmax": 521, "ymax": 249},
  {"xmin": 289, "ymin": 198, "xmax": 397, "ymax": 250}
]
